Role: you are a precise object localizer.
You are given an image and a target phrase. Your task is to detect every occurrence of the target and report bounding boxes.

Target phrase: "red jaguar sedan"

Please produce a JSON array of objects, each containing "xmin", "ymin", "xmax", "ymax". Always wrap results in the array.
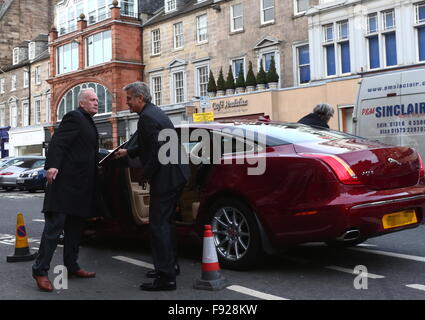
[{"xmin": 94, "ymin": 121, "xmax": 425, "ymax": 270}]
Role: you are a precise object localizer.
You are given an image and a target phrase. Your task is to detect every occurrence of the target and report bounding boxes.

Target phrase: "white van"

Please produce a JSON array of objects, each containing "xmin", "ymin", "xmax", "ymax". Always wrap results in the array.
[{"xmin": 354, "ymin": 67, "xmax": 425, "ymax": 159}]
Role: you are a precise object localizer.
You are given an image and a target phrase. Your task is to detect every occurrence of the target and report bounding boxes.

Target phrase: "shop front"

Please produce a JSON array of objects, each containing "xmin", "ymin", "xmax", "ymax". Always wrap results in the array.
[
  {"xmin": 8, "ymin": 125, "xmax": 47, "ymax": 156},
  {"xmin": 0, "ymin": 126, "xmax": 10, "ymax": 158}
]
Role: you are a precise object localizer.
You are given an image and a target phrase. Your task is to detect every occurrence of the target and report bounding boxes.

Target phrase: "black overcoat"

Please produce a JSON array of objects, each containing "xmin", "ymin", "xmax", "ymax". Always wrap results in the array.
[
  {"xmin": 127, "ymin": 102, "xmax": 190, "ymax": 196},
  {"xmin": 42, "ymin": 108, "xmax": 99, "ymax": 217},
  {"xmin": 297, "ymin": 113, "xmax": 330, "ymax": 129}
]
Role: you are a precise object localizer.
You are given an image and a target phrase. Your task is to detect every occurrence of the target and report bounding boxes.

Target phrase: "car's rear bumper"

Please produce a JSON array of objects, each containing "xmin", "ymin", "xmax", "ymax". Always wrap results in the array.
[{"xmin": 16, "ymin": 178, "xmax": 44, "ymax": 189}]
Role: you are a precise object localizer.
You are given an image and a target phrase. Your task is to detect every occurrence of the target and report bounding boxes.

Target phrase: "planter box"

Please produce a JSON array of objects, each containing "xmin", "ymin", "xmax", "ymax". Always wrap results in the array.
[
  {"xmin": 216, "ymin": 90, "xmax": 225, "ymax": 96},
  {"xmin": 256, "ymin": 83, "xmax": 267, "ymax": 90},
  {"xmin": 268, "ymin": 82, "xmax": 278, "ymax": 89},
  {"xmin": 208, "ymin": 91, "xmax": 216, "ymax": 97},
  {"xmin": 225, "ymin": 89, "xmax": 235, "ymax": 95},
  {"xmin": 246, "ymin": 86, "xmax": 256, "ymax": 93},
  {"xmin": 236, "ymin": 87, "xmax": 245, "ymax": 94}
]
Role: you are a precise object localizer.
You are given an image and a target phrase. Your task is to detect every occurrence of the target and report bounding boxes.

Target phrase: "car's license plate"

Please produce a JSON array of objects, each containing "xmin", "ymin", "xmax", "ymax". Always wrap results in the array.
[
  {"xmin": 16, "ymin": 179, "xmax": 24, "ymax": 184},
  {"xmin": 382, "ymin": 209, "xmax": 418, "ymax": 229}
]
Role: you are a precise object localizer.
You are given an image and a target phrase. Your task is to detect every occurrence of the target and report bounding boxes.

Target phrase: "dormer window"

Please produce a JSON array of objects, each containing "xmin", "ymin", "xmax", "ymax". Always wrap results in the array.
[
  {"xmin": 13, "ymin": 48, "xmax": 19, "ymax": 65},
  {"xmin": 29, "ymin": 42, "xmax": 36, "ymax": 60},
  {"xmin": 165, "ymin": 0, "xmax": 177, "ymax": 13}
]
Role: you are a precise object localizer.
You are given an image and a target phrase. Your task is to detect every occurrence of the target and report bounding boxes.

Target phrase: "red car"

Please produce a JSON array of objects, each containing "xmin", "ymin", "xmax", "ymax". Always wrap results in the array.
[{"xmin": 94, "ymin": 121, "xmax": 425, "ymax": 270}]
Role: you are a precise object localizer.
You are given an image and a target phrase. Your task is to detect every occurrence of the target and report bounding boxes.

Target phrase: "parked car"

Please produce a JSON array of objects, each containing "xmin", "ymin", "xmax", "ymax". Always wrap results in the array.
[
  {"xmin": 16, "ymin": 166, "xmax": 47, "ymax": 192},
  {"xmin": 0, "ymin": 157, "xmax": 45, "ymax": 191},
  {"xmin": 0, "ymin": 157, "xmax": 31, "ymax": 170},
  {"xmin": 89, "ymin": 121, "xmax": 425, "ymax": 270}
]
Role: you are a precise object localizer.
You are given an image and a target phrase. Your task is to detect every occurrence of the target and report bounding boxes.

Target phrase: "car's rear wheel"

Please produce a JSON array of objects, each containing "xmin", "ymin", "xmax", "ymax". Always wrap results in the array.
[{"xmin": 206, "ymin": 198, "xmax": 262, "ymax": 270}]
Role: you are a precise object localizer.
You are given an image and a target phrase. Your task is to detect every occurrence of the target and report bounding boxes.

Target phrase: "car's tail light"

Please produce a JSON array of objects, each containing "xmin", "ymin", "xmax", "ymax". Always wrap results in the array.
[
  {"xmin": 418, "ymin": 154, "xmax": 425, "ymax": 178},
  {"xmin": 0, "ymin": 172, "xmax": 13, "ymax": 176},
  {"xmin": 303, "ymin": 153, "xmax": 362, "ymax": 185}
]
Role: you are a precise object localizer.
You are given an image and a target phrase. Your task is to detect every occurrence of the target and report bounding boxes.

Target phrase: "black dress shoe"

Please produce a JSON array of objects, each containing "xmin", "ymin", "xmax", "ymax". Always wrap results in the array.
[
  {"xmin": 140, "ymin": 277, "xmax": 176, "ymax": 291},
  {"xmin": 146, "ymin": 264, "xmax": 180, "ymax": 278}
]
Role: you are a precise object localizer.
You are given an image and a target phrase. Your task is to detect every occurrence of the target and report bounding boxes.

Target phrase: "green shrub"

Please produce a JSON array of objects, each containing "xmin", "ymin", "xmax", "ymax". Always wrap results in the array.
[
  {"xmin": 207, "ymin": 69, "xmax": 217, "ymax": 92},
  {"xmin": 225, "ymin": 66, "xmax": 235, "ymax": 90},
  {"xmin": 245, "ymin": 61, "xmax": 256, "ymax": 87},
  {"xmin": 267, "ymin": 56, "xmax": 279, "ymax": 83},
  {"xmin": 216, "ymin": 68, "xmax": 226, "ymax": 91},
  {"xmin": 235, "ymin": 68, "xmax": 245, "ymax": 88},
  {"xmin": 256, "ymin": 61, "xmax": 268, "ymax": 85}
]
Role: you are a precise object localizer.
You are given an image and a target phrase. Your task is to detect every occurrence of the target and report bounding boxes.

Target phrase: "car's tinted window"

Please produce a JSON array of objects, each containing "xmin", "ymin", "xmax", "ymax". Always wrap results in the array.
[
  {"xmin": 235, "ymin": 123, "xmax": 358, "ymax": 146},
  {"xmin": 16, "ymin": 159, "xmax": 42, "ymax": 168}
]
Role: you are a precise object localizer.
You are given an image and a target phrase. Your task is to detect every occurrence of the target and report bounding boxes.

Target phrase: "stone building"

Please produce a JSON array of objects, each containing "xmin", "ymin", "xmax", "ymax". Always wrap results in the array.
[
  {"xmin": 141, "ymin": 0, "xmax": 318, "ymax": 118},
  {"xmin": 0, "ymin": 0, "xmax": 56, "ymax": 67}
]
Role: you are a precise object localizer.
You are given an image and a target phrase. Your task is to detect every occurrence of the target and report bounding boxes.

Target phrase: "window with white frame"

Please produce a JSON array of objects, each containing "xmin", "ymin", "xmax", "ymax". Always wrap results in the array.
[
  {"xmin": 22, "ymin": 101, "xmax": 29, "ymax": 126},
  {"xmin": 196, "ymin": 65, "xmax": 209, "ymax": 97},
  {"xmin": 0, "ymin": 78, "xmax": 5, "ymax": 94},
  {"xmin": 322, "ymin": 21, "xmax": 351, "ymax": 77},
  {"xmin": 196, "ymin": 14, "xmax": 208, "ymax": 43},
  {"xmin": 35, "ymin": 66, "xmax": 41, "ymax": 85},
  {"xmin": 11, "ymin": 75, "xmax": 16, "ymax": 91},
  {"xmin": 121, "ymin": 0, "xmax": 135, "ymax": 16},
  {"xmin": 294, "ymin": 0, "xmax": 309, "ymax": 15},
  {"xmin": 366, "ymin": 10, "xmax": 397, "ymax": 69},
  {"xmin": 173, "ymin": 22, "xmax": 184, "ymax": 49},
  {"xmin": 0, "ymin": 104, "xmax": 5, "ymax": 127},
  {"xmin": 35, "ymin": 99, "xmax": 41, "ymax": 124},
  {"xmin": 231, "ymin": 4, "xmax": 243, "ymax": 32},
  {"xmin": 173, "ymin": 71, "xmax": 185, "ymax": 103},
  {"xmin": 415, "ymin": 2, "xmax": 425, "ymax": 61},
  {"xmin": 88, "ymin": 0, "xmax": 109, "ymax": 25},
  {"xmin": 261, "ymin": 52, "xmax": 276, "ymax": 72},
  {"xmin": 232, "ymin": 58, "xmax": 245, "ymax": 80},
  {"xmin": 23, "ymin": 71, "xmax": 29, "ymax": 88},
  {"xmin": 296, "ymin": 44, "xmax": 310, "ymax": 84},
  {"xmin": 57, "ymin": 42, "xmax": 79, "ymax": 75},
  {"xmin": 29, "ymin": 42, "xmax": 36, "ymax": 60},
  {"xmin": 165, "ymin": 0, "xmax": 177, "ymax": 13},
  {"xmin": 152, "ymin": 29, "xmax": 161, "ymax": 55},
  {"xmin": 13, "ymin": 48, "xmax": 19, "ymax": 65},
  {"xmin": 87, "ymin": 30, "xmax": 112, "ymax": 67},
  {"xmin": 261, "ymin": 0, "xmax": 275, "ymax": 24},
  {"xmin": 151, "ymin": 75, "xmax": 162, "ymax": 106},
  {"xmin": 10, "ymin": 102, "xmax": 17, "ymax": 127}
]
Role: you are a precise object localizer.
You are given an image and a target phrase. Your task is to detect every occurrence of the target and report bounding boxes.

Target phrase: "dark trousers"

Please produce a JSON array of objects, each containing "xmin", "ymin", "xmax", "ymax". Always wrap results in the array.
[
  {"xmin": 32, "ymin": 212, "xmax": 85, "ymax": 277},
  {"xmin": 149, "ymin": 185, "xmax": 184, "ymax": 281}
]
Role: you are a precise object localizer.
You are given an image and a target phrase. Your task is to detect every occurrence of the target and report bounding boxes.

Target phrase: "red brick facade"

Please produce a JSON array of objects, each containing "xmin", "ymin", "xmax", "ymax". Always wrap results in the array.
[{"xmin": 47, "ymin": 5, "xmax": 144, "ymax": 148}]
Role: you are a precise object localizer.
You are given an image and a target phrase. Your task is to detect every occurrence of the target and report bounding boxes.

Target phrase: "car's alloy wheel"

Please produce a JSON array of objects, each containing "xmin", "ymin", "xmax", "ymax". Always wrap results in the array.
[{"xmin": 207, "ymin": 198, "xmax": 261, "ymax": 270}]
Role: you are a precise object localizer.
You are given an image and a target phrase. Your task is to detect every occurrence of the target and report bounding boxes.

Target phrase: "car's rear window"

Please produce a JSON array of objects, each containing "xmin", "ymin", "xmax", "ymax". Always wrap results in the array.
[{"xmin": 233, "ymin": 123, "xmax": 358, "ymax": 146}]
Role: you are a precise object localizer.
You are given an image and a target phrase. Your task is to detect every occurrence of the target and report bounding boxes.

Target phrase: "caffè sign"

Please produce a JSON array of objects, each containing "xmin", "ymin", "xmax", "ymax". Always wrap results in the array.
[{"xmin": 212, "ymin": 98, "xmax": 249, "ymax": 113}]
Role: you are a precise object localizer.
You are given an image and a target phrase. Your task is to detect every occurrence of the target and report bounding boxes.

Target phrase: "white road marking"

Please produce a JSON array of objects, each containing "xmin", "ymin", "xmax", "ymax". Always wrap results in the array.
[
  {"xmin": 112, "ymin": 256, "xmax": 154, "ymax": 270},
  {"xmin": 357, "ymin": 243, "xmax": 377, "ymax": 247},
  {"xmin": 406, "ymin": 284, "xmax": 425, "ymax": 292},
  {"xmin": 32, "ymin": 219, "xmax": 45, "ymax": 223},
  {"xmin": 227, "ymin": 285, "xmax": 289, "ymax": 300},
  {"xmin": 325, "ymin": 266, "xmax": 385, "ymax": 279},
  {"xmin": 350, "ymin": 247, "xmax": 425, "ymax": 263}
]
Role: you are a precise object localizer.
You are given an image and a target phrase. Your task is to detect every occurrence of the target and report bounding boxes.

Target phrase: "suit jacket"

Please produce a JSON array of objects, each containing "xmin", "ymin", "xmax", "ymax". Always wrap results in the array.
[
  {"xmin": 298, "ymin": 113, "xmax": 330, "ymax": 129},
  {"xmin": 42, "ymin": 108, "xmax": 99, "ymax": 217},
  {"xmin": 127, "ymin": 102, "xmax": 190, "ymax": 196}
]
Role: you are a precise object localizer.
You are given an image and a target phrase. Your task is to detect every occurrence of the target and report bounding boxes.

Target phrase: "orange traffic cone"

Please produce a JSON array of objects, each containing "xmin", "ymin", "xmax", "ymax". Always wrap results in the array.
[
  {"xmin": 194, "ymin": 225, "xmax": 227, "ymax": 291},
  {"xmin": 7, "ymin": 213, "xmax": 37, "ymax": 262}
]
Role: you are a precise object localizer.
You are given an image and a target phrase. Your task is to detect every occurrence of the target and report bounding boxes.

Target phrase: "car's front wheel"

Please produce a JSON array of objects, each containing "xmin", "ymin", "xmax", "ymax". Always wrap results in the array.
[{"xmin": 206, "ymin": 198, "xmax": 262, "ymax": 270}]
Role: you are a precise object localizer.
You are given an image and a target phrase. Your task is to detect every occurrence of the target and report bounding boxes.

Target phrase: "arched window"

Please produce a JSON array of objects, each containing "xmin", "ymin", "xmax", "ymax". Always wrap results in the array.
[{"xmin": 57, "ymin": 82, "xmax": 112, "ymax": 121}]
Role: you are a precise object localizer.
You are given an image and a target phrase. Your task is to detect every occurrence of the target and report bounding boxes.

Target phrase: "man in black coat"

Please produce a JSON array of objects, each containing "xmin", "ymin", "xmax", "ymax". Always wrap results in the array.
[
  {"xmin": 114, "ymin": 82, "xmax": 190, "ymax": 291},
  {"xmin": 32, "ymin": 89, "xmax": 99, "ymax": 292},
  {"xmin": 298, "ymin": 103, "xmax": 335, "ymax": 129}
]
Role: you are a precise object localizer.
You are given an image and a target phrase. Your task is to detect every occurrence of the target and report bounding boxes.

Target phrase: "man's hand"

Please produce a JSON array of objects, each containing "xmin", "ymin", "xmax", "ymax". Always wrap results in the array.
[
  {"xmin": 46, "ymin": 168, "xmax": 59, "ymax": 184},
  {"xmin": 114, "ymin": 148, "xmax": 128, "ymax": 159}
]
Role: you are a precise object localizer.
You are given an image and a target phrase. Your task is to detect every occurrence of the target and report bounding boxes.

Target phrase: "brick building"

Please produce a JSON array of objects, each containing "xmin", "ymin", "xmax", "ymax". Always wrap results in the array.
[{"xmin": 48, "ymin": 0, "xmax": 162, "ymax": 149}]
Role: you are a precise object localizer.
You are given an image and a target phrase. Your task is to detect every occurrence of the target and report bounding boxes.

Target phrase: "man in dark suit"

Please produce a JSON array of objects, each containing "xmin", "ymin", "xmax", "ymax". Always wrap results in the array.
[
  {"xmin": 32, "ymin": 88, "xmax": 99, "ymax": 292},
  {"xmin": 114, "ymin": 82, "xmax": 190, "ymax": 291}
]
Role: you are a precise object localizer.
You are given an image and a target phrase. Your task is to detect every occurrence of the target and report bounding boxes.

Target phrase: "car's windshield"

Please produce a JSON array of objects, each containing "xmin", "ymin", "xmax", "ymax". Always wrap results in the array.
[{"xmin": 15, "ymin": 159, "xmax": 43, "ymax": 168}]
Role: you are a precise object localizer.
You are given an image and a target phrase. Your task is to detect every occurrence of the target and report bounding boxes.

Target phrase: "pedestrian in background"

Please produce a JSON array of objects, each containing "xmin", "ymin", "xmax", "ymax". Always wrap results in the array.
[
  {"xmin": 298, "ymin": 103, "xmax": 334, "ymax": 129},
  {"xmin": 32, "ymin": 88, "xmax": 99, "ymax": 292},
  {"xmin": 114, "ymin": 81, "xmax": 190, "ymax": 291}
]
